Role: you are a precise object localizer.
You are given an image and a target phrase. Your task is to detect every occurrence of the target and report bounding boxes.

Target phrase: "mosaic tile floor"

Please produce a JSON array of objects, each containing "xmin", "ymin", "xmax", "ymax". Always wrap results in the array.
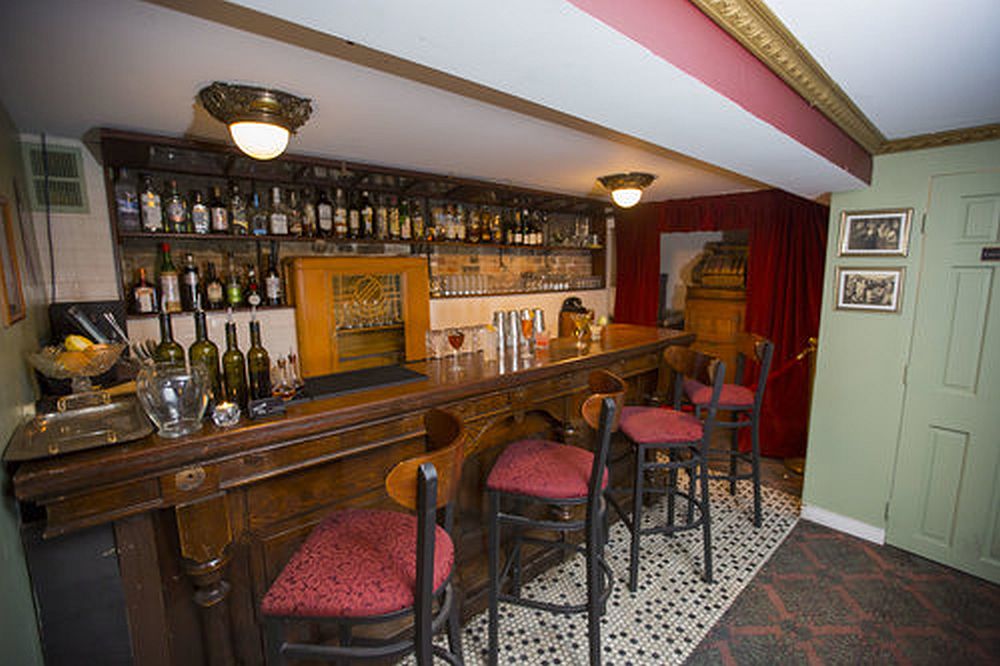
[{"xmin": 412, "ymin": 480, "xmax": 800, "ymax": 665}]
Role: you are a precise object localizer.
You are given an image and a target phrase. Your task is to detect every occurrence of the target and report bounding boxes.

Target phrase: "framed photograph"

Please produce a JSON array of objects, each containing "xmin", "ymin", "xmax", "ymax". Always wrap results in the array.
[
  {"xmin": 835, "ymin": 267, "xmax": 904, "ymax": 313},
  {"xmin": 838, "ymin": 208, "xmax": 912, "ymax": 256},
  {"xmin": 0, "ymin": 196, "xmax": 26, "ymax": 326}
]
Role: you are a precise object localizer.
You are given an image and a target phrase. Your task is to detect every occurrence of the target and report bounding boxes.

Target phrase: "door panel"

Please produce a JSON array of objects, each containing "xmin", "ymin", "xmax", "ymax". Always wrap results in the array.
[{"xmin": 888, "ymin": 172, "xmax": 1000, "ymax": 582}]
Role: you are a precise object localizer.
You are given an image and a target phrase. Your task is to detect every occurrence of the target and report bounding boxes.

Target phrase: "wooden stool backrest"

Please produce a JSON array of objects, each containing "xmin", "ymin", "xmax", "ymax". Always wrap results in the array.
[
  {"xmin": 733, "ymin": 333, "xmax": 775, "ymax": 388},
  {"xmin": 584, "ymin": 369, "xmax": 626, "ymax": 432},
  {"xmin": 386, "ymin": 409, "xmax": 466, "ymax": 511}
]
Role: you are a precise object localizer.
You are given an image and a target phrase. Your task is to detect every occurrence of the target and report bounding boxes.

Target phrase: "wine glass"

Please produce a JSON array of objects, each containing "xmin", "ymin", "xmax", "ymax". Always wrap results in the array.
[
  {"xmin": 570, "ymin": 310, "xmax": 592, "ymax": 350},
  {"xmin": 520, "ymin": 309, "xmax": 535, "ymax": 357},
  {"xmin": 446, "ymin": 327, "xmax": 465, "ymax": 372}
]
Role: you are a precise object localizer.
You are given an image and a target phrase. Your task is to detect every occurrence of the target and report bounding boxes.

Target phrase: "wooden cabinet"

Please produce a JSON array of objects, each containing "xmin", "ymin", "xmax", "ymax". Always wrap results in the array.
[
  {"xmin": 287, "ymin": 256, "xmax": 429, "ymax": 376},
  {"xmin": 684, "ymin": 286, "xmax": 746, "ymax": 381}
]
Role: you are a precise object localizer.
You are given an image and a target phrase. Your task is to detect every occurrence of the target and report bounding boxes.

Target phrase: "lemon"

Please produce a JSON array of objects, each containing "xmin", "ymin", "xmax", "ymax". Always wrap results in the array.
[{"xmin": 64, "ymin": 334, "xmax": 94, "ymax": 351}]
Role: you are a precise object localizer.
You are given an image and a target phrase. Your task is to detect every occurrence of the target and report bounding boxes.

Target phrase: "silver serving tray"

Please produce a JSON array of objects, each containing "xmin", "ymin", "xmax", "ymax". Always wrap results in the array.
[{"xmin": 4, "ymin": 394, "xmax": 152, "ymax": 462}]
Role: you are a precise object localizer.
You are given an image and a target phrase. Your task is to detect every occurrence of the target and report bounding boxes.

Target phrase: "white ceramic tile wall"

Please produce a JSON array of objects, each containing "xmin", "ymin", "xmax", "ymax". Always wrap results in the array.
[{"xmin": 22, "ymin": 134, "xmax": 120, "ymax": 302}]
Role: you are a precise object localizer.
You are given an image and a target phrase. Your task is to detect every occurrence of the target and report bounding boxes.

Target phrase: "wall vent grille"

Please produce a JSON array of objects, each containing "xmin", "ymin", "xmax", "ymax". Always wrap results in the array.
[{"xmin": 22, "ymin": 142, "xmax": 89, "ymax": 213}]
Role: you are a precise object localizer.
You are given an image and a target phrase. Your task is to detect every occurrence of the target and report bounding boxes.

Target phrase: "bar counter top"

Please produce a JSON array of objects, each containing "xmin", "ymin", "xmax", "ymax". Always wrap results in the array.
[{"xmin": 12, "ymin": 325, "xmax": 691, "ymax": 512}]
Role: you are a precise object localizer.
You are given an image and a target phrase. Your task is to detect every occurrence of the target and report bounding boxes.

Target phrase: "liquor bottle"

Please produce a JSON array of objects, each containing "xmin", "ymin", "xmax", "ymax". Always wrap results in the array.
[
  {"xmin": 153, "ymin": 308, "xmax": 186, "ymax": 367},
  {"xmin": 468, "ymin": 207, "xmax": 482, "ymax": 243},
  {"xmin": 269, "ymin": 186, "xmax": 289, "ymax": 235},
  {"xmin": 513, "ymin": 209, "xmax": 524, "ymax": 245},
  {"xmin": 287, "ymin": 189, "xmax": 303, "ymax": 236},
  {"xmin": 443, "ymin": 205, "xmax": 455, "ymax": 241},
  {"xmin": 399, "ymin": 198, "xmax": 412, "ymax": 240},
  {"xmin": 164, "ymin": 180, "xmax": 189, "ymax": 233},
  {"xmin": 301, "ymin": 188, "xmax": 317, "ymax": 237},
  {"xmin": 503, "ymin": 208, "xmax": 515, "ymax": 245},
  {"xmin": 265, "ymin": 247, "xmax": 282, "ymax": 306},
  {"xmin": 360, "ymin": 190, "xmax": 374, "ymax": 238},
  {"xmin": 490, "ymin": 212, "xmax": 502, "ymax": 245},
  {"xmin": 316, "ymin": 188, "xmax": 334, "ymax": 237},
  {"xmin": 158, "ymin": 243, "xmax": 182, "ymax": 313},
  {"xmin": 245, "ymin": 265, "xmax": 262, "ymax": 308},
  {"xmin": 225, "ymin": 257, "xmax": 244, "ymax": 308},
  {"xmin": 375, "ymin": 194, "xmax": 389, "ymax": 240},
  {"xmin": 190, "ymin": 190, "xmax": 210, "ymax": 234},
  {"xmin": 455, "ymin": 205, "xmax": 466, "ymax": 241},
  {"xmin": 222, "ymin": 315, "xmax": 248, "ymax": 410},
  {"xmin": 230, "ymin": 182, "xmax": 249, "ymax": 235},
  {"xmin": 347, "ymin": 190, "xmax": 361, "ymax": 238},
  {"xmin": 246, "ymin": 317, "xmax": 271, "ymax": 401},
  {"xmin": 411, "ymin": 199, "xmax": 425, "ymax": 240},
  {"xmin": 115, "ymin": 168, "xmax": 140, "ymax": 231},
  {"xmin": 210, "ymin": 185, "xmax": 229, "ymax": 233},
  {"xmin": 188, "ymin": 307, "xmax": 221, "ymax": 406},
  {"xmin": 333, "ymin": 188, "xmax": 348, "ymax": 238},
  {"xmin": 139, "ymin": 174, "xmax": 163, "ymax": 232},
  {"xmin": 250, "ymin": 188, "xmax": 269, "ymax": 236},
  {"xmin": 426, "ymin": 206, "xmax": 442, "ymax": 241},
  {"xmin": 130, "ymin": 267, "xmax": 157, "ymax": 315},
  {"xmin": 388, "ymin": 196, "xmax": 401, "ymax": 240},
  {"xmin": 180, "ymin": 253, "xmax": 201, "ymax": 312},
  {"xmin": 204, "ymin": 262, "xmax": 225, "ymax": 310}
]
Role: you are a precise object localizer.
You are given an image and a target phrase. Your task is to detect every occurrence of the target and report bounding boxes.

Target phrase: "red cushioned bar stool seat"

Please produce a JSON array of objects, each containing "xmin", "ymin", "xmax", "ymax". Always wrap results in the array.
[
  {"xmin": 486, "ymin": 438, "xmax": 609, "ymax": 499},
  {"xmin": 260, "ymin": 409, "xmax": 467, "ymax": 666}
]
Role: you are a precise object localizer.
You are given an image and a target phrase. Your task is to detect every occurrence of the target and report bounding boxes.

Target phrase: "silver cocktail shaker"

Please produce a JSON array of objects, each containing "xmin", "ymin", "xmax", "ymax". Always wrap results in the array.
[
  {"xmin": 532, "ymin": 308, "xmax": 545, "ymax": 335},
  {"xmin": 506, "ymin": 310, "xmax": 521, "ymax": 349},
  {"xmin": 493, "ymin": 311, "xmax": 508, "ymax": 355}
]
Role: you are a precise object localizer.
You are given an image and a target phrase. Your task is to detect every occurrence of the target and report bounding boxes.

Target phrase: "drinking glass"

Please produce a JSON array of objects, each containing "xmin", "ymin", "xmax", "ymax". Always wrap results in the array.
[
  {"xmin": 570, "ymin": 310, "xmax": 592, "ymax": 350},
  {"xmin": 446, "ymin": 327, "xmax": 465, "ymax": 373},
  {"xmin": 520, "ymin": 309, "xmax": 535, "ymax": 358}
]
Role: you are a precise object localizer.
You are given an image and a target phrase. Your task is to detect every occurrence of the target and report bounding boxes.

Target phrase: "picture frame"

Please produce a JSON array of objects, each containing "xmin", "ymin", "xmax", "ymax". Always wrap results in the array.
[
  {"xmin": 838, "ymin": 208, "xmax": 912, "ymax": 256},
  {"xmin": 835, "ymin": 267, "xmax": 904, "ymax": 313},
  {"xmin": 0, "ymin": 196, "xmax": 27, "ymax": 326}
]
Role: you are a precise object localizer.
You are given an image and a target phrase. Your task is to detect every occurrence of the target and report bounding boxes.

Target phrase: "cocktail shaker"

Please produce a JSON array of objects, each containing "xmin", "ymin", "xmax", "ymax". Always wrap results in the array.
[
  {"xmin": 506, "ymin": 310, "xmax": 521, "ymax": 349},
  {"xmin": 492, "ymin": 311, "xmax": 508, "ymax": 355},
  {"xmin": 532, "ymin": 308, "xmax": 545, "ymax": 335}
]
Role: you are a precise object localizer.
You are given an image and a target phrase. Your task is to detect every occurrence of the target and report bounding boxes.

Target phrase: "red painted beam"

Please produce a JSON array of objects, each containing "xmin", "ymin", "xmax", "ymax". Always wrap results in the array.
[{"xmin": 568, "ymin": 0, "xmax": 872, "ymax": 183}]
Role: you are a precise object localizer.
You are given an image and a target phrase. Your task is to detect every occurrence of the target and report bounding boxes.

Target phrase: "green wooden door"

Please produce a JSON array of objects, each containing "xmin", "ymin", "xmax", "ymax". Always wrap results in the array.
[{"xmin": 887, "ymin": 171, "xmax": 1000, "ymax": 582}]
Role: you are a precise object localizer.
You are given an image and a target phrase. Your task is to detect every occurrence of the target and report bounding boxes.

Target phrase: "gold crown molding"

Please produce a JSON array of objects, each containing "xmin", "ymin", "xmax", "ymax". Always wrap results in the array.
[
  {"xmin": 690, "ymin": 0, "xmax": 885, "ymax": 154},
  {"xmin": 880, "ymin": 123, "xmax": 1000, "ymax": 154}
]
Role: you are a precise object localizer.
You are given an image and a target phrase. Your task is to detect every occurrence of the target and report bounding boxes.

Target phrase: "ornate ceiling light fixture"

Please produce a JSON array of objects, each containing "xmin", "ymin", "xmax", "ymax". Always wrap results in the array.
[
  {"xmin": 198, "ymin": 82, "xmax": 312, "ymax": 160},
  {"xmin": 598, "ymin": 172, "xmax": 656, "ymax": 208}
]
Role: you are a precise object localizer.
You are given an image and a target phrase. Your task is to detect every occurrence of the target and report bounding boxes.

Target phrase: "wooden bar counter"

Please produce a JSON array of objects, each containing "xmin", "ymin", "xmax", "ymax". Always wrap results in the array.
[{"xmin": 12, "ymin": 325, "xmax": 692, "ymax": 666}]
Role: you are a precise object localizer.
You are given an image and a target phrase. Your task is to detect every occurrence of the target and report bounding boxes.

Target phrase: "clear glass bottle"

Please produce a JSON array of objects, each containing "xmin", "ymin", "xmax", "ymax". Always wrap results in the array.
[
  {"xmin": 301, "ymin": 187, "xmax": 317, "ymax": 237},
  {"xmin": 188, "ymin": 308, "xmax": 221, "ymax": 407},
  {"xmin": 347, "ymin": 190, "xmax": 361, "ymax": 239},
  {"xmin": 375, "ymin": 194, "xmax": 389, "ymax": 240},
  {"xmin": 139, "ymin": 174, "xmax": 163, "ymax": 232},
  {"xmin": 268, "ymin": 186, "xmax": 288, "ymax": 235},
  {"xmin": 316, "ymin": 188, "xmax": 334, "ymax": 237},
  {"xmin": 389, "ymin": 196, "xmax": 401, "ymax": 239},
  {"xmin": 229, "ymin": 181, "xmax": 249, "ymax": 235},
  {"xmin": 455, "ymin": 205, "xmax": 466, "ymax": 241},
  {"xmin": 247, "ymin": 318, "xmax": 271, "ymax": 401},
  {"xmin": 190, "ymin": 190, "xmax": 210, "ymax": 234},
  {"xmin": 334, "ymin": 188, "xmax": 348, "ymax": 238},
  {"xmin": 399, "ymin": 198, "xmax": 412, "ymax": 240},
  {"xmin": 158, "ymin": 242, "xmax": 182, "ymax": 313},
  {"xmin": 411, "ymin": 199, "xmax": 425, "ymax": 240},
  {"xmin": 180, "ymin": 253, "xmax": 201, "ymax": 312},
  {"xmin": 287, "ymin": 189, "xmax": 303, "ymax": 236},
  {"xmin": 250, "ymin": 188, "xmax": 269, "ymax": 236},
  {"xmin": 164, "ymin": 179, "xmax": 189, "ymax": 233},
  {"xmin": 204, "ymin": 262, "xmax": 225, "ymax": 310},
  {"xmin": 209, "ymin": 185, "xmax": 228, "ymax": 233},
  {"xmin": 265, "ymin": 246, "xmax": 282, "ymax": 307},
  {"xmin": 115, "ymin": 168, "xmax": 140, "ymax": 231},
  {"xmin": 360, "ymin": 190, "xmax": 374, "ymax": 238}
]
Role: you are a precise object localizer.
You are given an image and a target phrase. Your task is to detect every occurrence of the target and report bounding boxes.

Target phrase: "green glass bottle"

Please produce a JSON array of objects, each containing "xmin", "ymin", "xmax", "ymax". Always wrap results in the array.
[
  {"xmin": 188, "ymin": 309, "xmax": 221, "ymax": 406},
  {"xmin": 153, "ymin": 309, "xmax": 185, "ymax": 367},
  {"xmin": 222, "ymin": 319, "xmax": 248, "ymax": 409},
  {"xmin": 247, "ymin": 319, "xmax": 271, "ymax": 400}
]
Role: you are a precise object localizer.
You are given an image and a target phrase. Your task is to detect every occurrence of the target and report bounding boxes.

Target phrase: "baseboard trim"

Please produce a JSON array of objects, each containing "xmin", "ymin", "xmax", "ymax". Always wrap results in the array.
[{"xmin": 801, "ymin": 504, "xmax": 885, "ymax": 545}]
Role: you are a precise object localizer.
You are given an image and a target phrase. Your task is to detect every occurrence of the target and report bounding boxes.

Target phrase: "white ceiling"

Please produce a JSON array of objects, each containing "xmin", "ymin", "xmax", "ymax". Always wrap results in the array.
[{"xmin": 0, "ymin": 0, "xmax": 996, "ymax": 204}]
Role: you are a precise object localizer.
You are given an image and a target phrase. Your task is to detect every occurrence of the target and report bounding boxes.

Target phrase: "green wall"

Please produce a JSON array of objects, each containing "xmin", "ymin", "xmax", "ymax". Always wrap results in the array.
[
  {"xmin": 803, "ymin": 138, "xmax": 1000, "ymax": 533},
  {"xmin": 0, "ymin": 102, "xmax": 45, "ymax": 666}
]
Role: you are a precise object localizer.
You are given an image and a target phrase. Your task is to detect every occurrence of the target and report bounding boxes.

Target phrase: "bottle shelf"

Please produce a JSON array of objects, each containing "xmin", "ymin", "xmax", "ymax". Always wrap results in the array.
[
  {"xmin": 117, "ymin": 230, "xmax": 601, "ymax": 252},
  {"xmin": 430, "ymin": 284, "xmax": 606, "ymax": 299}
]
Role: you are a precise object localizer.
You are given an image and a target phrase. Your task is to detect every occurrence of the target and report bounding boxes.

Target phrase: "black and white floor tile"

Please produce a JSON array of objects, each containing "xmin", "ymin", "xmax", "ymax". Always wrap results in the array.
[{"xmin": 430, "ymin": 481, "xmax": 800, "ymax": 665}]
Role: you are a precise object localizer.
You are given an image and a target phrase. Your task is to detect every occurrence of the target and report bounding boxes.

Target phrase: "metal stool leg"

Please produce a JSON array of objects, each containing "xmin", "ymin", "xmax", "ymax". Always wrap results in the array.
[
  {"xmin": 751, "ymin": 417, "xmax": 762, "ymax": 528},
  {"xmin": 728, "ymin": 422, "xmax": 739, "ymax": 495},
  {"xmin": 265, "ymin": 618, "xmax": 284, "ymax": 666},
  {"xmin": 586, "ymin": 515, "xmax": 602, "ymax": 666},
  {"xmin": 699, "ymin": 454, "xmax": 713, "ymax": 583},
  {"xmin": 447, "ymin": 584, "xmax": 464, "ymax": 665},
  {"xmin": 629, "ymin": 444, "xmax": 646, "ymax": 593},
  {"xmin": 487, "ymin": 490, "xmax": 500, "ymax": 666},
  {"xmin": 666, "ymin": 449, "xmax": 677, "ymax": 528}
]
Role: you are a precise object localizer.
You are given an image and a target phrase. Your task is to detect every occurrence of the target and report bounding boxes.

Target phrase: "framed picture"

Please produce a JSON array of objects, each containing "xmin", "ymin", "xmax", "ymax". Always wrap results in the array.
[
  {"xmin": 835, "ymin": 267, "xmax": 904, "ymax": 313},
  {"xmin": 0, "ymin": 196, "xmax": 26, "ymax": 326},
  {"xmin": 838, "ymin": 208, "xmax": 912, "ymax": 256}
]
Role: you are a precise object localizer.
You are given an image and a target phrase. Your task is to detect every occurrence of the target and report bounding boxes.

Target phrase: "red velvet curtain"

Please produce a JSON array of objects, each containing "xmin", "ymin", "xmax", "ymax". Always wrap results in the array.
[{"xmin": 614, "ymin": 189, "xmax": 828, "ymax": 457}]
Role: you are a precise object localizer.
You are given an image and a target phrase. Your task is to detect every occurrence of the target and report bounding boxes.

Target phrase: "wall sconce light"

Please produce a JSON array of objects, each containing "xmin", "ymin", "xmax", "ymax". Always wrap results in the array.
[
  {"xmin": 198, "ymin": 82, "xmax": 312, "ymax": 160},
  {"xmin": 598, "ymin": 172, "xmax": 656, "ymax": 208}
]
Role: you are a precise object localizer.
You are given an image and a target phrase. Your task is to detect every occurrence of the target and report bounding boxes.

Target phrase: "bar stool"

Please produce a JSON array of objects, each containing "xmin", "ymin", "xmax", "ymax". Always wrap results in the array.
[
  {"xmin": 612, "ymin": 347, "xmax": 725, "ymax": 589},
  {"xmin": 486, "ymin": 370, "xmax": 624, "ymax": 666},
  {"xmin": 684, "ymin": 334, "xmax": 773, "ymax": 527},
  {"xmin": 260, "ymin": 409, "xmax": 466, "ymax": 665}
]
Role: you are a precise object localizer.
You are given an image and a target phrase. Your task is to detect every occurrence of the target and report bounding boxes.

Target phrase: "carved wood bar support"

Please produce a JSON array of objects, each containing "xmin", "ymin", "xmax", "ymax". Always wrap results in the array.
[{"xmin": 12, "ymin": 326, "xmax": 693, "ymax": 665}]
